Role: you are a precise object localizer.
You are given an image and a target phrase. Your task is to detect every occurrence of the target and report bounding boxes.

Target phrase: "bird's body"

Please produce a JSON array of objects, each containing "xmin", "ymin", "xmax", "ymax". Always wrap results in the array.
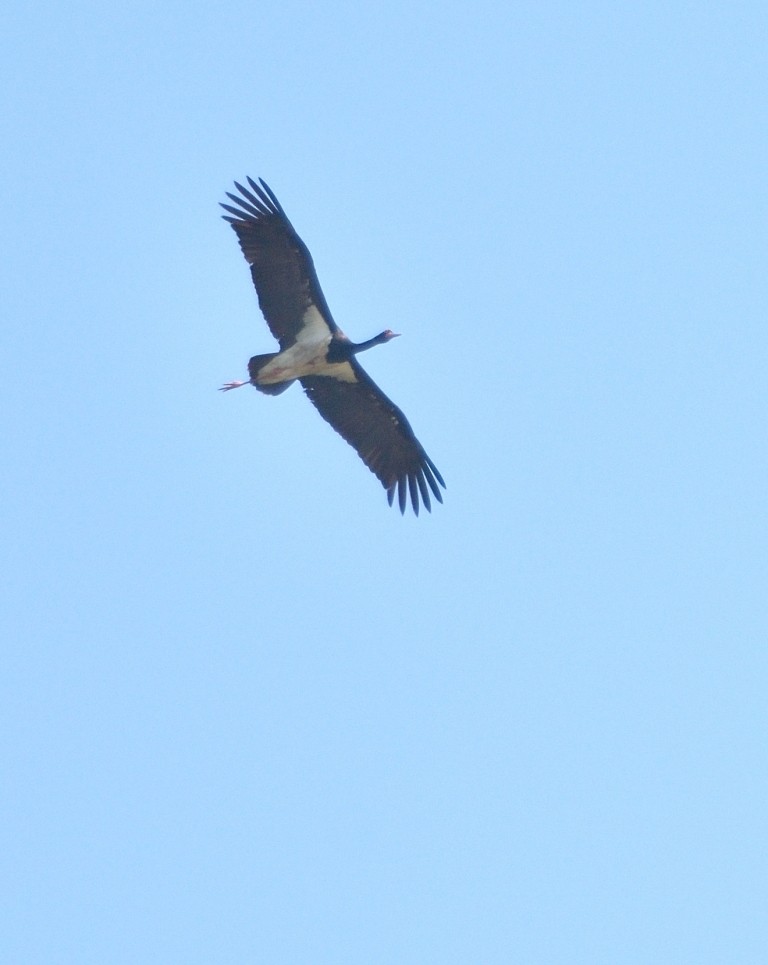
[{"xmin": 220, "ymin": 177, "xmax": 445, "ymax": 515}]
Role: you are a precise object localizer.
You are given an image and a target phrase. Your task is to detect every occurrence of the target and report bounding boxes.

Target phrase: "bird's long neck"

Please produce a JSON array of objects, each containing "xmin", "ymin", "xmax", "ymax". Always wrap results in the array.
[
  {"xmin": 349, "ymin": 333, "xmax": 388, "ymax": 354},
  {"xmin": 327, "ymin": 331, "xmax": 389, "ymax": 363}
]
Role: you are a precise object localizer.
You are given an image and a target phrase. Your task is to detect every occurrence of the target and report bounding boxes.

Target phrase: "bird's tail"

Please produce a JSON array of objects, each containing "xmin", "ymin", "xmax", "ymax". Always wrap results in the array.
[{"xmin": 248, "ymin": 353, "xmax": 295, "ymax": 396}]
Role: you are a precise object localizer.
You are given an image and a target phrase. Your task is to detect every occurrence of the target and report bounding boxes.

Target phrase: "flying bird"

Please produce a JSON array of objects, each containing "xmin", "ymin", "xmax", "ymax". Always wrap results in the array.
[{"xmin": 219, "ymin": 177, "xmax": 445, "ymax": 515}]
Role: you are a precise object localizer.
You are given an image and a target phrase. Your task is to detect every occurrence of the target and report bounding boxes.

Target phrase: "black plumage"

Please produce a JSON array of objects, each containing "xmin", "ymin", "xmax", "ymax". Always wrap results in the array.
[{"xmin": 220, "ymin": 177, "xmax": 445, "ymax": 515}]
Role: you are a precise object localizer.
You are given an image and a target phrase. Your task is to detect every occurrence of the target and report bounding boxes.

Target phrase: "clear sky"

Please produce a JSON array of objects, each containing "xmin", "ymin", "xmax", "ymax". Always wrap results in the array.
[{"xmin": 2, "ymin": 1, "xmax": 767, "ymax": 961}]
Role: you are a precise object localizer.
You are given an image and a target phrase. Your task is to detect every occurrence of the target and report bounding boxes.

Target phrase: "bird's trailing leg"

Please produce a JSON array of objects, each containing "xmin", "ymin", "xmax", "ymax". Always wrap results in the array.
[{"xmin": 219, "ymin": 379, "xmax": 252, "ymax": 391}]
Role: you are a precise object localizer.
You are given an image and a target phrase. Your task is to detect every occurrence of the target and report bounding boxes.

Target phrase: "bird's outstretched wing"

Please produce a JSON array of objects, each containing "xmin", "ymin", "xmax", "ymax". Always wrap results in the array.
[
  {"xmin": 221, "ymin": 178, "xmax": 337, "ymax": 348},
  {"xmin": 300, "ymin": 362, "xmax": 445, "ymax": 515}
]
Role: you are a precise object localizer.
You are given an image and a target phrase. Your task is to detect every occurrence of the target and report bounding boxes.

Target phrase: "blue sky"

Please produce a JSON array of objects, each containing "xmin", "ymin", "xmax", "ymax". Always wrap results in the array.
[{"xmin": 2, "ymin": 1, "xmax": 767, "ymax": 961}]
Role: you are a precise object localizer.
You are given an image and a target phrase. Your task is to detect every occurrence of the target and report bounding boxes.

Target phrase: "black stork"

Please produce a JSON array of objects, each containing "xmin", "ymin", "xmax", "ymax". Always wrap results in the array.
[{"xmin": 219, "ymin": 177, "xmax": 446, "ymax": 515}]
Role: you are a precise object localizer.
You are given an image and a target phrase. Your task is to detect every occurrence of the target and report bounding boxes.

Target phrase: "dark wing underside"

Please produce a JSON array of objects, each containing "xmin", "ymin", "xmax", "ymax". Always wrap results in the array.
[
  {"xmin": 300, "ymin": 362, "xmax": 445, "ymax": 515},
  {"xmin": 221, "ymin": 178, "xmax": 337, "ymax": 348}
]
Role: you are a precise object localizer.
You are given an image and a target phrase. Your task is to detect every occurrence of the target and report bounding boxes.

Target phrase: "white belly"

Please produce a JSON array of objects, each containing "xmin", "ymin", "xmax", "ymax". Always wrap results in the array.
[{"xmin": 257, "ymin": 305, "xmax": 356, "ymax": 384}]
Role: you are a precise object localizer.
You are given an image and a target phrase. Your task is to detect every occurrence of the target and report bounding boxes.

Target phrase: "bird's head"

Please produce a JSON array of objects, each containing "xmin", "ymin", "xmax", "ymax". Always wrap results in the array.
[{"xmin": 379, "ymin": 329, "xmax": 401, "ymax": 343}]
